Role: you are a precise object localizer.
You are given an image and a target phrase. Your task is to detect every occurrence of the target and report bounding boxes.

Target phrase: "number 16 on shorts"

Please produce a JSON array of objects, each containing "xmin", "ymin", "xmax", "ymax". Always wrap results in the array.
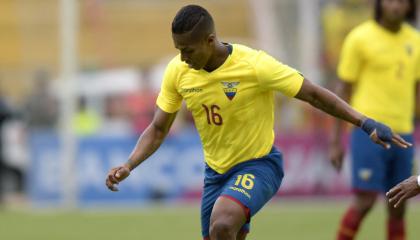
[{"xmin": 235, "ymin": 174, "xmax": 255, "ymax": 190}]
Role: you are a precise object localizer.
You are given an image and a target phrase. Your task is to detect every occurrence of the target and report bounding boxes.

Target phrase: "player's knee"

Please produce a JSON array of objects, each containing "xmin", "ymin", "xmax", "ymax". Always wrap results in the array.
[
  {"xmin": 354, "ymin": 194, "xmax": 377, "ymax": 216},
  {"xmin": 210, "ymin": 219, "xmax": 236, "ymax": 239},
  {"xmin": 358, "ymin": 201, "xmax": 375, "ymax": 215}
]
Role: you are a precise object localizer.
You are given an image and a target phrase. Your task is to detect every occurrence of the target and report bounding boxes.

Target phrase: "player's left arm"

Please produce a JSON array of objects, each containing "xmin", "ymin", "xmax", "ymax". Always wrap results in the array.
[{"xmin": 294, "ymin": 78, "xmax": 412, "ymax": 149}]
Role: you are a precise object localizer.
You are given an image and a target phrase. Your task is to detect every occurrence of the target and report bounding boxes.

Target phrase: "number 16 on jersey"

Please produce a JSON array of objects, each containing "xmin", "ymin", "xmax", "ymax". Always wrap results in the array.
[{"xmin": 202, "ymin": 104, "xmax": 223, "ymax": 126}]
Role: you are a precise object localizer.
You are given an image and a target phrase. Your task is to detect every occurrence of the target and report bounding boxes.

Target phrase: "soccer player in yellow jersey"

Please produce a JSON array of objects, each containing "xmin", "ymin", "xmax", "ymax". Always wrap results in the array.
[
  {"xmin": 106, "ymin": 5, "xmax": 411, "ymax": 240},
  {"xmin": 330, "ymin": 0, "xmax": 420, "ymax": 239}
]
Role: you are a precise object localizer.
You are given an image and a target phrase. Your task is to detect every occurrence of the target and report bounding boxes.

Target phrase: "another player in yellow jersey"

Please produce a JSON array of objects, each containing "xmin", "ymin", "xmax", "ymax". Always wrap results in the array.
[
  {"xmin": 106, "ymin": 5, "xmax": 411, "ymax": 240},
  {"xmin": 330, "ymin": 1, "xmax": 420, "ymax": 239}
]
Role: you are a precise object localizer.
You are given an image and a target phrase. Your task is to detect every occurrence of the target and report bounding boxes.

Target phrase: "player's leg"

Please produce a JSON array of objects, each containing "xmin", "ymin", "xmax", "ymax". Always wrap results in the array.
[
  {"xmin": 337, "ymin": 190, "xmax": 378, "ymax": 240},
  {"xmin": 236, "ymin": 230, "xmax": 248, "ymax": 240},
  {"xmin": 201, "ymin": 165, "xmax": 252, "ymax": 240},
  {"xmin": 385, "ymin": 134, "xmax": 414, "ymax": 240},
  {"xmin": 209, "ymin": 196, "xmax": 247, "ymax": 240},
  {"xmin": 387, "ymin": 203, "xmax": 406, "ymax": 240},
  {"xmin": 209, "ymin": 148, "xmax": 284, "ymax": 240},
  {"xmin": 353, "ymin": 190, "xmax": 378, "ymax": 216},
  {"xmin": 201, "ymin": 166, "xmax": 225, "ymax": 240},
  {"xmin": 336, "ymin": 128, "xmax": 385, "ymax": 240},
  {"xmin": 204, "ymin": 194, "xmax": 249, "ymax": 240}
]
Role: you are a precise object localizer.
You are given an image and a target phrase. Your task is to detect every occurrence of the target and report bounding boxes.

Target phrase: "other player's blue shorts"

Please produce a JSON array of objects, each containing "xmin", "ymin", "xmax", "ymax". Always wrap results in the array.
[
  {"xmin": 201, "ymin": 147, "xmax": 284, "ymax": 239},
  {"xmin": 351, "ymin": 128, "xmax": 414, "ymax": 193}
]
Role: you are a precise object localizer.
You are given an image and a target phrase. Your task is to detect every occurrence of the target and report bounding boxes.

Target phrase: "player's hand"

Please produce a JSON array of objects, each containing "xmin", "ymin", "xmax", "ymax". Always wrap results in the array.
[
  {"xmin": 386, "ymin": 176, "xmax": 420, "ymax": 208},
  {"xmin": 329, "ymin": 143, "xmax": 345, "ymax": 172},
  {"xmin": 105, "ymin": 164, "xmax": 131, "ymax": 192},
  {"xmin": 361, "ymin": 118, "xmax": 412, "ymax": 149}
]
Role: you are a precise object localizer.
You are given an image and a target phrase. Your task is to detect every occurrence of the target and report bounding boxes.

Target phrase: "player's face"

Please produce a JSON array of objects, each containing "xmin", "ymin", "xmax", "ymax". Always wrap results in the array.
[
  {"xmin": 172, "ymin": 32, "xmax": 213, "ymax": 70},
  {"xmin": 380, "ymin": 0, "xmax": 410, "ymax": 24}
]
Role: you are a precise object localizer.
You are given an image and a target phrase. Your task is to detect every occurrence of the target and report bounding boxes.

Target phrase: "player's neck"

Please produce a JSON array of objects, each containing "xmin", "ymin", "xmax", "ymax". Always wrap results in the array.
[
  {"xmin": 203, "ymin": 41, "xmax": 229, "ymax": 72},
  {"xmin": 378, "ymin": 19, "xmax": 403, "ymax": 33}
]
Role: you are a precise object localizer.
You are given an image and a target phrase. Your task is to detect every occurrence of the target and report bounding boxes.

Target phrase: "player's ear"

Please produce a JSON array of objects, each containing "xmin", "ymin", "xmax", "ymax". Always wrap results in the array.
[{"xmin": 207, "ymin": 33, "xmax": 216, "ymax": 47}]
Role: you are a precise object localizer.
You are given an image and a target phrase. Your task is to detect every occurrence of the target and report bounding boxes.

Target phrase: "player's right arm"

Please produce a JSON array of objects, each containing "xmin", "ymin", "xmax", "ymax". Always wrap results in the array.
[
  {"xmin": 106, "ymin": 57, "xmax": 183, "ymax": 192},
  {"xmin": 126, "ymin": 108, "xmax": 177, "ymax": 170},
  {"xmin": 105, "ymin": 108, "xmax": 177, "ymax": 191}
]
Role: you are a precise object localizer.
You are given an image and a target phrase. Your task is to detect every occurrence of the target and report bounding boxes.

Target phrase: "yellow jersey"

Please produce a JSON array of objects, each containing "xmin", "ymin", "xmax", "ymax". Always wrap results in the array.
[
  {"xmin": 157, "ymin": 44, "xmax": 304, "ymax": 173},
  {"xmin": 338, "ymin": 20, "xmax": 420, "ymax": 133}
]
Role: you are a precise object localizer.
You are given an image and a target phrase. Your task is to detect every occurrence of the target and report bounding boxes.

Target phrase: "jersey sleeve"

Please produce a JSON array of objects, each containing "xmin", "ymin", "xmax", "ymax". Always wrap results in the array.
[
  {"xmin": 337, "ymin": 31, "xmax": 363, "ymax": 82},
  {"xmin": 156, "ymin": 59, "xmax": 183, "ymax": 113},
  {"xmin": 255, "ymin": 51, "xmax": 304, "ymax": 97}
]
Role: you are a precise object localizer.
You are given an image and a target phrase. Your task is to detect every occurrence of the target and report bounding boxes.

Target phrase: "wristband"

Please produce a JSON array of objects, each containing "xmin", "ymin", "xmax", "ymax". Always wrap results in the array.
[
  {"xmin": 361, "ymin": 118, "xmax": 376, "ymax": 135},
  {"xmin": 361, "ymin": 118, "xmax": 392, "ymax": 142},
  {"xmin": 417, "ymin": 175, "xmax": 420, "ymax": 188}
]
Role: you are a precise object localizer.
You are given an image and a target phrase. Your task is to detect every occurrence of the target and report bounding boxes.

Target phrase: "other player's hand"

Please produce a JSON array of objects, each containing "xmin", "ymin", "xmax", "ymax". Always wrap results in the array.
[
  {"xmin": 386, "ymin": 176, "xmax": 420, "ymax": 208},
  {"xmin": 105, "ymin": 164, "xmax": 131, "ymax": 192},
  {"xmin": 329, "ymin": 143, "xmax": 345, "ymax": 172},
  {"xmin": 361, "ymin": 118, "xmax": 412, "ymax": 149}
]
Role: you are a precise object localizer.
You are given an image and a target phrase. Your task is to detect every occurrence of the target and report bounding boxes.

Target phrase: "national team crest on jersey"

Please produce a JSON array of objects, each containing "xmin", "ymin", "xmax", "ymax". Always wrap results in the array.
[{"xmin": 221, "ymin": 82, "xmax": 240, "ymax": 100}]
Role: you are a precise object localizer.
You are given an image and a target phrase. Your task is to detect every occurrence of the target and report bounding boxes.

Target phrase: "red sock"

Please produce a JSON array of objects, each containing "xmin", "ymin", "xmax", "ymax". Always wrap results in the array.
[
  {"xmin": 388, "ymin": 218, "xmax": 405, "ymax": 240},
  {"xmin": 337, "ymin": 207, "xmax": 363, "ymax": 240}
]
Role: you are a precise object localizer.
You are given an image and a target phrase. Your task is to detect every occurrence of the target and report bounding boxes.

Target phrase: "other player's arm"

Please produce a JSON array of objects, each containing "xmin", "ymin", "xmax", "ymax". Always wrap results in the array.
[
  {"xmin": 105, "ymin": 107, "xmax": 177, "ymax": 191},
  {"xmin": 294, "ymin": 79, "xmax": 412, "ymax": 149},
  {"xmin": 328, "ymin": 80, "xmax": 352, "ymax": 172},
  {"xmin": 386, "ymin": 175, "xmax": 420, "ymax": 208}
]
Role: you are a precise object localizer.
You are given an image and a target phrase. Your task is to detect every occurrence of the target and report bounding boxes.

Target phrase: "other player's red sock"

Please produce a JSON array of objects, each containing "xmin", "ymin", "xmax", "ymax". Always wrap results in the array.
[
  {"xmin": 387, "ymin": 217, "xmax": 405, "ymax": 240},
  {"xmin": 336, "ymin": 206, "xmax": 363, "ymax": 240}
]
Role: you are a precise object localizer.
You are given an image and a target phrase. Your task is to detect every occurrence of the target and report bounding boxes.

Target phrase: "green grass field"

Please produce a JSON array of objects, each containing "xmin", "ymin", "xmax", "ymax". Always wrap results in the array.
[{"xmin": 1, "ymin": 199, "xmax": 420, "ymax": 240}]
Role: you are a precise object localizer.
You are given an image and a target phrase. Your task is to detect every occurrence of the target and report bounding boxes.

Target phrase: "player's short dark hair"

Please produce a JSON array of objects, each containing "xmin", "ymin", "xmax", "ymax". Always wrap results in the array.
[
  {"xmin": 374, "ymin": 0, "xmax": 417, "ymax": 23},
  {"xmin": 171, "ymin": 5, "xmax": 214, "ymax": 36}
]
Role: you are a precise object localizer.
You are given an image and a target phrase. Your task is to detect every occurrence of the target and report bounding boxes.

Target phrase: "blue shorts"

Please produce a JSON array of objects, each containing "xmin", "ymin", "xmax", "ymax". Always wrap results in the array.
[
  {"xmin": 351, "ymin": 128, "xmax": 414, "ymax": 193},
  {"xmin": 201, "ymin": 147, "xmax": 284, "ymax": 238}
]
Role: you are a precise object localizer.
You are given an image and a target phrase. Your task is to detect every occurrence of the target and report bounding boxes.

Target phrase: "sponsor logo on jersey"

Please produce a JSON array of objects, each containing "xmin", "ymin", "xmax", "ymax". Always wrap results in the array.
[
  {"xmin": 181, "ymin": 87, "xmax": 202, "ymax": 93},
  {"xmin": 221, "ymin": 82, "xmax": 240, "ymax": 100}
]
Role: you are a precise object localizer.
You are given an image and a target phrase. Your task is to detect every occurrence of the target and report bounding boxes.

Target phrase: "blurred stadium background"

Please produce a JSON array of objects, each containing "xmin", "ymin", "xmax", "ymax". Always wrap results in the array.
[{"xmin": 0, "ymin": 0, "xmax": 419, "ymax": 239}]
